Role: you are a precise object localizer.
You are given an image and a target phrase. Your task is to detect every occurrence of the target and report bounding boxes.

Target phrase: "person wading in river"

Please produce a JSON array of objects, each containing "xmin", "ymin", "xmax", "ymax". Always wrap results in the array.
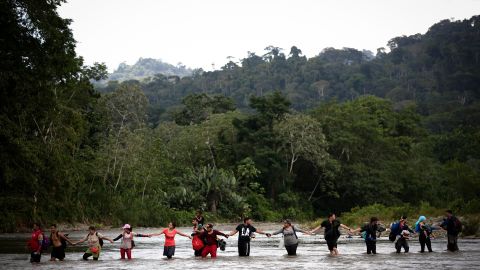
[
  {"xmin": 49, "ymin": 224, "xmax": 73, "ymax": 261},
  {"xmin": 390, "ymin": 216, "xmax": 414, "ymax": 253},
  {"xmin": 73, "ymin": 226, "xmax": 114, "ymax": 260},
  {"xmin": 440, "ymin": 210, "xmax": 462, "ymax": 252},
  {"xmin": 113, "ymin": 224, "xmax": 150, "ymax": 260},
  {"xmin": 352, "ymin": 217, "xmax": 385, "ymax": 254},
  {"xmin": 149, "ymin": 222, "xmax": 192, "ymax": 259},
  {"xmin": 27, "ymin": 223, "xmax": 44, "ymax": 263},
  {"xmin": 201, "ymin": 224, "xmax": 229, "ymax": 258},
  {"xmin": 191, "ymin": 218, "xmax": 205, "ymax": 257},
  {"xmin": 415, "ymin": 216, "xmax": 436, "ymax": 253},
  {"xmin": 228, "ymin": 217, "xmax": 271, "ymax": 256},
  {"xmin": 310, "ymin": 213, "xmax": 353, "ymax": 256},
  {"xmin": 272, "ymin": 219, "xmax": 311, "ymax": 256}
]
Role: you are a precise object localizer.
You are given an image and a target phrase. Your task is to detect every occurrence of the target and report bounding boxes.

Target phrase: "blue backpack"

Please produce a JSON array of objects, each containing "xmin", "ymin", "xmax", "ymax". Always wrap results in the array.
[
  {"xmin": 389, "ymin": 222, "xmax": 400, "ymax": 242},
  {"xmin": 41, "ymin": 234, "xmax": 50, "ymax": 251}
]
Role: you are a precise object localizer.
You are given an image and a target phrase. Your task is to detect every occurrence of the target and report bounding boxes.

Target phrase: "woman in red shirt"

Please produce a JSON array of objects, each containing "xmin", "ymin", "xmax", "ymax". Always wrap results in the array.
[
  {"xmin": 149, "ymin": 222, "xmax": 191, "ymax": 259},
  {"xmin": 201, "ymin": 224, "xmax": 229, "ymax": 258}
]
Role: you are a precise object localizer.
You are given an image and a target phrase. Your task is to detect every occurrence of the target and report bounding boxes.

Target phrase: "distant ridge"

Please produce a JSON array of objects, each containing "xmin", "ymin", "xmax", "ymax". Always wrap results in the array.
[{"xmin": 107, "ymin": 58, "xmax": 193, "ymax": 82}]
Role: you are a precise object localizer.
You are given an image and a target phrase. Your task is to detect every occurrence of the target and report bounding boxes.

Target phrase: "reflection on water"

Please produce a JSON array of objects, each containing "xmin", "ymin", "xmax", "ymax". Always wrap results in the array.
[{"xmin": 1, "ymin": 226, "xmax": 479, "ymax": 269}]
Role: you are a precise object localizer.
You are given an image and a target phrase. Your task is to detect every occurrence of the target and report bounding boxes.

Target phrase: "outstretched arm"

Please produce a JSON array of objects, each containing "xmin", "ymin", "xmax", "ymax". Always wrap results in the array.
[
  {"xmin": 309, "ymin": 225, "xmax": 322, "ymax": 234},
  {"xmin": 217, "ymin": 231, "xmax": 229, "ymax": 238},
  {"xmin": 59, "ymin": 233, "xmax": 74, "ymax": 245},
  {"xmin": 255, "ymin": 229, "xmax": 272, "ymax": 237},
  {"xmin": 272, "ymin": 229, "xmax": 283, "ymax": 236},
  {"xmin": 177, "ymin": 231, "xmax": 192, "ymax": 239},
  {"xmin": 134, "ymin": 233, "xmax": 150, "ymax": 237},
  {"xmin": 113, "ymin": 234, "xmax": 123, "ymax": 241},
  {"xmin": 340, "ymin": 223, "xmax": 352, "ymax": 232},
  {"xmin": 149, "ymin": 231, "xmax": 165, "ymax": 237},
  {"xmin": 101, "ymin": 236, "xmax": 114, "ymax": 243},
  {"xmin": 295, "ymin": 227, "xmax": 313, "ymax": 235},
  {"xmin": 228, "ymin": 229, "xmax": 238, "ymax": 236},
  {"xmin": 73, "ymin": 237, "xmax": 87, "ymax": 245}
]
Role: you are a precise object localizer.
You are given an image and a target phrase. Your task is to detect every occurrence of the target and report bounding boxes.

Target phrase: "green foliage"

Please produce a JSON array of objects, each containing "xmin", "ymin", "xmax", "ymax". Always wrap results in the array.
[
  {"xmin": 462, "ymin": 216, "xmax": 480, "ymax": 237},
  {"xmin": 1, "ymin": 4, "xmax": 479, "ymax": 232},
  {"xmin": 338, "ymin": 203, "xmax": 445, "ymax": 227}
]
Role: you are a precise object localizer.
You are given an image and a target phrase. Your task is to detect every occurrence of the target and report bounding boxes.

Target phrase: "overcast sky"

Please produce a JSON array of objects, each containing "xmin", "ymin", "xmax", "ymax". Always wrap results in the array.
[{"xmin": 58, "ymin": 0, "xmax": 480, "ymax": 72}]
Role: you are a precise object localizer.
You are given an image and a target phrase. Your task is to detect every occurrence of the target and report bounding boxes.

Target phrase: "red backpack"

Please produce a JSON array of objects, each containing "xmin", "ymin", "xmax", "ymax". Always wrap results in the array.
[{"xmin": 192, "ymin": 235, "xmax": 204, "ymax": 251}]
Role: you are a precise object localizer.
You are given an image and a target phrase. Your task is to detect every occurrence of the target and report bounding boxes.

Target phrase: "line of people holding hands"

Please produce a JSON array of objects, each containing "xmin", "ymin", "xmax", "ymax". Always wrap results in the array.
[{"xmin": 28, "ymin": 209, "xmax": 462, "ymax": 263}]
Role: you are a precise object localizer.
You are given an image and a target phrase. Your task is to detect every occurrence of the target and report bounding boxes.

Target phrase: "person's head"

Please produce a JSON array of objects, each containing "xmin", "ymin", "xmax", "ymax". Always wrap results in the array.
[
  {"xmin": 88, "ymin": 226, "xmax": 96, "ymax": 234},
  {"xmin": 168, "ymin": 222, "xmax": 176, "ymax": 229},
  {"xmin": 328, "ymin": 213, "xmax": 336, "ymax": 221},
  {"xmin": 50, "ymin": 224, "xmax": 58, "ymax": 233},
  {"xmin": 417, "ymin": 216, "xmax": 426, "ymax": 223},
  {"xmin": 205, "ymin": 223, "xmax": 214, "ymax": 232},
  {"xmin": 122, "ymin": 224, "xmax": 131, "ymax": 232},
  {"xmin": 370, "ymin": 217, "xmax": 379, "ymax": 225},
  {"xmin": 244, "ymin": 217, "xmax": 252, "ymax": 225},
  {"xmin": 32, "ymin": 222, "xmax": 41, "ymax": 231},
  {"xmin": 283, "ymin": 219, "xmax": 292, "ymax": 228},
  {"xmin": 196, "ymin": 210, "xmax": 203, "ymax": 217},
  {"xmin": 192, "ymin": 218, "xmax": 198, "ymax": 226},
  {"xmin": 400, "ymin": 215, "xmax": 407, "ymax": 223},
  {"xmin": 446, "ymin": 210, "xmax": 453, "ymax": 218}
]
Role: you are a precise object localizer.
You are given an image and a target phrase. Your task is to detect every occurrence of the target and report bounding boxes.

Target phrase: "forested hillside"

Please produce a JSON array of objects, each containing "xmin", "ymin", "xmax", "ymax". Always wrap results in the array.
[
  {"xmin": 98, "ymin": 58, "xmax": 192, "ymax": 85},
  {"xmin": 1, "ymin": 0, "xmax": 478, "ymax": 232}
]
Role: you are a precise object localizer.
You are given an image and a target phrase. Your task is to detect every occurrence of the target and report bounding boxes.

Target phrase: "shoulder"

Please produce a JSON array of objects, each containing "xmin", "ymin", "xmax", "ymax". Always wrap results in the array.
[
  {"xmin": 96, "ymin": 232, "xmax": 104, "ymax": 238},
  {"xmin": 236, "ymin": 224, "xmax": 243, "ymax": 230},
  {"xmin": 321, "ymin": 220, "xmax": 328, "ymax": 226},
  {"xmin": 250, "ymin": 225, "xmax": 257, "ymax": 231}
]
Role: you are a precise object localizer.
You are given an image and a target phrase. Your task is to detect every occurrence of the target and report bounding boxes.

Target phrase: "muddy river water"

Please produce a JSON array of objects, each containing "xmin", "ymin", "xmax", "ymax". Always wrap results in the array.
[{"xmin": 0, "ymin": 224, "xmax": 478, "ymax": 269}]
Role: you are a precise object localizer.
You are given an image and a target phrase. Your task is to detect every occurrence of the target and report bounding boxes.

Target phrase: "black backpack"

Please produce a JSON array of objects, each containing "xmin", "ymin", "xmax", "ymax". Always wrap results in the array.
[
  {"xmin": 97, "ymin": 232, "xmax": 104, "ymax": 247},
  {"xmin": 453, "ymin": 217, "xmax": 463, "ymax": 233}
]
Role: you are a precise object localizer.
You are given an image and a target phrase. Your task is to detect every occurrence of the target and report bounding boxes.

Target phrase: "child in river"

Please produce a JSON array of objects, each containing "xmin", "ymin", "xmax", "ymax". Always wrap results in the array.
[
  {"xmin": 148, "ymin": 222, "xmax": 192, "ymax": 259},
  {"xmin": 113, "ymin": 224, "xmax": 150, "ymax": 259}
]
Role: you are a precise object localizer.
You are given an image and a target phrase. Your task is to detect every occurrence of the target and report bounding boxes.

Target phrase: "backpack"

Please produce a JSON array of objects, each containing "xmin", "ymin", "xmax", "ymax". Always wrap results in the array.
[
  {"xmin": 217, "ymin": 239, "xmax": 226, "ymax": 251},
  {"xmin": 389, "ymin": 222, "xmax": 399, "ymax": 242},
  {"xmin": 282, "ymin": 226, "xmax": 299, "ymax": 239},
  {"xmin": 86, "ymin": 232, "xmax": 104, "ymax": 247},
  {"xmin": 192, "ymin": 235, "xmax": 204, "ymax": 251},
  {"xmin": 454, "ymin": 218, "xmax": 463, "ymax": 233},
  {"xmin": 97, "ymin": 232, "xmax": 104, "ymax": 247},
  {"xmin": 41, "ymin": 234, "xmax": 50, "ymax": 251}
]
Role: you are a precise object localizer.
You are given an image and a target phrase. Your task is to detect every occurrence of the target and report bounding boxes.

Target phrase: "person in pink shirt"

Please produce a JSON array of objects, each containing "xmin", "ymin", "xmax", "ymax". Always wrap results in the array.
[{"xmin": 149, "ymin": 222, "xmax": 191, "ymax": 259}]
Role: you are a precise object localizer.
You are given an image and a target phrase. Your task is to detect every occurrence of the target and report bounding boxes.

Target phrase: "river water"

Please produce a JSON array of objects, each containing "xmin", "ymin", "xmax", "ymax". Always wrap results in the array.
[{"xmin": 1, "ymin": 225, "xmax": 479, "ymax": 269}]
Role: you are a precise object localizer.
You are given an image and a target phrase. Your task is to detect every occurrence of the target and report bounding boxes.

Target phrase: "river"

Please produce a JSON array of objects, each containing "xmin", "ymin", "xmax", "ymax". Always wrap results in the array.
[{"xmin": 1, "ymin": 225, "xmax": 479, "ymax": 269}]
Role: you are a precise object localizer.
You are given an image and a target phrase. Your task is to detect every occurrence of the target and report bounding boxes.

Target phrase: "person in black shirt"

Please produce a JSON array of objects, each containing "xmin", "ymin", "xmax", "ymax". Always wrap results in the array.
[
  {"xmin": 440, "ymin": 210, "xmax": 461, "ymax": 252},
  {"xmin": 352, "ymin": 217, "xmax": 385, "ymax": 254},
  {"xmin": 228, "ymin": 217, "xmax": 271, "ymax": 256},
  {"xmin": 310, "ymin": 213, "xmax": 352, "ymax": 256}
]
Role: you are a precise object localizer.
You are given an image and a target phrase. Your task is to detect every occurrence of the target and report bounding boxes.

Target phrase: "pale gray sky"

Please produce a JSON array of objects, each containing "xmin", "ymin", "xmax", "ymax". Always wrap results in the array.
[{"xmin": 58, "ymin": 0, "xmax": 480, "ymax": 71}]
